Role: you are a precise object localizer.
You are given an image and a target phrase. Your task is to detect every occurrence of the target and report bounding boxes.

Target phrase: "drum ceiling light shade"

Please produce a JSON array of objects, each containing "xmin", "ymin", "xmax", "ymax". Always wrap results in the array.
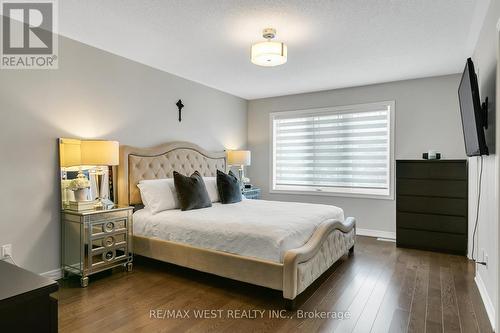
[
  {"xmin": 251, "ymin": 28, "xmax": 287, "ymax": 67},
  {"xmin": 81, "ymin": 140, "xmax": 119, "ymax": 166}
]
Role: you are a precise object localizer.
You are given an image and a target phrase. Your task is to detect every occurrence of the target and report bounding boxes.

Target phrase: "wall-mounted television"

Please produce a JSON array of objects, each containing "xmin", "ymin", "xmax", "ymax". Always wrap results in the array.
[{"xmin": 458, "ymin": 58, "xmax": 488, "ymax": 156}]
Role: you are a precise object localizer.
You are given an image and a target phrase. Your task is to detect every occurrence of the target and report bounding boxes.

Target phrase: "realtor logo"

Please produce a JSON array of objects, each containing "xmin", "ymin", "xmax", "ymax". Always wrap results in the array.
[{"xmin": 1, "ymin": 0, "xmax": 58, "ymax": 69}]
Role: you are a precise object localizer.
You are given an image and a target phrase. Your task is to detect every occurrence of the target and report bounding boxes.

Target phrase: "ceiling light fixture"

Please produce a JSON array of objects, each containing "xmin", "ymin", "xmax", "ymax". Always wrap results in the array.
[{"xmin": 251, "ymin": 28, "xmax": 287, "ymax": 67}]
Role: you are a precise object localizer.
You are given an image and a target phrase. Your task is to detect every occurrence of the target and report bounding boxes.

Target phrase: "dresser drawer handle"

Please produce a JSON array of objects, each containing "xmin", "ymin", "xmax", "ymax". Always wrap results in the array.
[
  {"xmin": 104, "ymin": 222, "xmax": 115, "ymax": 232},
  {"xmin": 104, "ymin": 236, "xmax": 115, "ymax": 247}
]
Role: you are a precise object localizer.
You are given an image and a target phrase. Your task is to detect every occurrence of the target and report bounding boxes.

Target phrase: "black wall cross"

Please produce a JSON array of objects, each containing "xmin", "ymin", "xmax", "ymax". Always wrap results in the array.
[{"xmin": 176, "ymin": 99, "xmax": 185, "ymax": 122}]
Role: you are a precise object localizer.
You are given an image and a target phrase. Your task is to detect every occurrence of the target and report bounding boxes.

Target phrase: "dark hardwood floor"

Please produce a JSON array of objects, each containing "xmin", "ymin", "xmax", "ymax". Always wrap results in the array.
[{"xmin": 56, "ymin": 236, "xmax": 493, "ymax": 333}]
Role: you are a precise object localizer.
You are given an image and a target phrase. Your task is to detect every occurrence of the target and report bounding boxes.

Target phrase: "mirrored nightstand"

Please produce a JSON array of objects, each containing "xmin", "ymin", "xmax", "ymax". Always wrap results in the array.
[
  {"xmin": 61, "ymin": 205, "xmax": 134, "ymax": 287},
  {"xmin": 242, "ymin": 187, "xmax": 261, "ymax": 200}
]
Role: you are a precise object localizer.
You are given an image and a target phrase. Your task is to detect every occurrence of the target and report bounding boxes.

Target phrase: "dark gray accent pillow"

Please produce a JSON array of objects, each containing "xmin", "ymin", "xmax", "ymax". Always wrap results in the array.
[
  {"xmin": 216, "ymin": 170, "xmax": 242, "ymax": 204},
  {"xmin": 173, "ymin": 171, "xmax": 212, "ymax": 211}
]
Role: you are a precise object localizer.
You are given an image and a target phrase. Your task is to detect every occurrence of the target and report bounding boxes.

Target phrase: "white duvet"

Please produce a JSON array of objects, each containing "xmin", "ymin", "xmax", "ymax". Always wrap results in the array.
[{"xmin": 133, "ymin": 199, "xmax": 345, "ymax": 263}]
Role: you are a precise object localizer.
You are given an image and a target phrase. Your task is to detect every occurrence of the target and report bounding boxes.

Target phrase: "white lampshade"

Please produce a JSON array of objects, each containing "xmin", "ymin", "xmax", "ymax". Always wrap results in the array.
[
  {"xmin": 251, "ymin": 41, "xmax": 287, "ymax": 67},
  {"xmin": 227, "ymin": 150, "xmax": 251, "ymax": 166},
  {"xmin": 81, "ymin": 140, "xmax": 119, "ymax": 166},
  {"xmin": 59, "ymin": 138, "xmax": 82, "ymax": 167}
]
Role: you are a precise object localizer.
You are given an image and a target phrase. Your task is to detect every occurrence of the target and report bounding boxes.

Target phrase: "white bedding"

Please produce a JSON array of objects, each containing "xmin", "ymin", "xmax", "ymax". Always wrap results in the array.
[{"xmin": 133, "ymin": 199, "xmax": 345, "ymax": 263}]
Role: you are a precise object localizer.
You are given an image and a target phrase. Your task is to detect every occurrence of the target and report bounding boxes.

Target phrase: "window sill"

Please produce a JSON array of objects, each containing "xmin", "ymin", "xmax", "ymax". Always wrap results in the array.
[{"xmin": 270, "ymin": 187, "xmax": 394, "ymax": 200}]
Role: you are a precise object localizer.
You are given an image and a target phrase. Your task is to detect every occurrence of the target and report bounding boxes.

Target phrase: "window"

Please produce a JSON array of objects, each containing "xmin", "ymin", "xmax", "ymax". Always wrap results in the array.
[{"xmin": 270, "ymin": 101, "xmax": 394, "ymax": 199}]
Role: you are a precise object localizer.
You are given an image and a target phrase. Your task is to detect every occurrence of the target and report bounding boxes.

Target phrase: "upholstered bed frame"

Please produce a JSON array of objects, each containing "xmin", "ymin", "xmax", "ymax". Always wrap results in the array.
[{"xmin": 117, "ymin": 141, "xmax": 355, "ymax": 307}]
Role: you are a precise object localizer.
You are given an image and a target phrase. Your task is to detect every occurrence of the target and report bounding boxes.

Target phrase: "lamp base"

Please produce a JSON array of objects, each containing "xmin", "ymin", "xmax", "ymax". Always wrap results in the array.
[
  {"xmin": 94, "ymin": 168, "xmax": 114, "ymax": 210},
  {"xmin": 237, "ymin": 166, "xmax": 252, "ymax": 191},
  {"xmin": 238, "ymin": 167, "xmax": 244, "ymax": 191}
]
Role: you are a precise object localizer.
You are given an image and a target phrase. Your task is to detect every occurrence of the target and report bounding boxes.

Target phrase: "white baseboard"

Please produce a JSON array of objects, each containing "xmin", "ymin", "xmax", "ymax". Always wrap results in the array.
[
  {"xmin": 41, "ymin": 268, "xmax": 63, "ymax": 280},
  {"xmin": 356, "ymin": 228, "xmax": 396, "ymax": 240},
  {"xmin": 474, "ymin": 273, "xmax": 495, "ymax": 330}
]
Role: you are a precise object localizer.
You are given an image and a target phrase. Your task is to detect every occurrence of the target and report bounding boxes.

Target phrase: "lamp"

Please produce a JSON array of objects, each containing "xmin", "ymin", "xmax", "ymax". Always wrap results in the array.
[
  {"xmin": 251, "ymin": 28, "xmax": 287, "ymax": 67},
  {"xmin": 81, "ymin": 140, "xmax": 119, "ymax": 209},
  {"xmin": 227, "ymin": 150, "xmax": 251, "ymax": 189}
]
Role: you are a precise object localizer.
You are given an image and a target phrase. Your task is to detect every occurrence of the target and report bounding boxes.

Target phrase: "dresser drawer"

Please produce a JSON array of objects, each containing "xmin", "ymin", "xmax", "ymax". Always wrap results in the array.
[
  {"xmin": 397, "ymin": 212, "xmax": 467, "ymax": 234},
  {"xmin": 397, "ymin": 228, "xmax": 466, "ymax": 254},
  {"xmin": 397, "ymin": 196, "xmax": 467, "ymax": 216},
  {"xmin": 397, "ymin": 179, "xmax": 467, "ymax": 198},
  {"xmin": 397, "ymin": 162, "xmax": 467, "ymax": 180}
]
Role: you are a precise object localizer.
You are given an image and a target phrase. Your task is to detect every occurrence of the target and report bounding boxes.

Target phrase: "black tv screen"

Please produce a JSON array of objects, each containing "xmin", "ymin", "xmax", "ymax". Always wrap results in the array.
[{"xmin": 458, "ymin": 58, "xmax": 488, "ymax": 156}]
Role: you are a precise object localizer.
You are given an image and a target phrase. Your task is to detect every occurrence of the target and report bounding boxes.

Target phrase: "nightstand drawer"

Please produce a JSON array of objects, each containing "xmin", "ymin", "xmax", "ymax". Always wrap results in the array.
[
  {"xmin": 91, "ymin": 233, "xmax": 127, "ymax": 252},
  {"xmin": 84, "ymin": 210, "xmax": 130, "ymax": 223},
  {"xmin": 90, "ymin": 219, "xmax": 127, "ymax": 238},
  {"xmin": 90, "ymin": 245, "xmax": 128, "ymax": 268}
]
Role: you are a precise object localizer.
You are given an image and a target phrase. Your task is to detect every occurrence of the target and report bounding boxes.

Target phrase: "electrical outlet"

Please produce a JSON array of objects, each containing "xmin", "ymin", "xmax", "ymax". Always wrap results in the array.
[{"xmin": 1, "ymin": 244, "xmax": 12, "ymax": 258}]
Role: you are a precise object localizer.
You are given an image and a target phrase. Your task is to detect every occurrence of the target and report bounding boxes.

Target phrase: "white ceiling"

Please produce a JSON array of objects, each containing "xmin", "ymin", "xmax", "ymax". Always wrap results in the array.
[{"xmin": 59, "ymin": 0, "xmax": 489, "ymax": 100}]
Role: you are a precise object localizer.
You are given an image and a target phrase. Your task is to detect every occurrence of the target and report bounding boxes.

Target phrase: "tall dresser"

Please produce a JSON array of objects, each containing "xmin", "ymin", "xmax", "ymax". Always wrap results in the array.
[{"xmin": 396, "ymin": 160, "xmax": 468, "ymax": 255}]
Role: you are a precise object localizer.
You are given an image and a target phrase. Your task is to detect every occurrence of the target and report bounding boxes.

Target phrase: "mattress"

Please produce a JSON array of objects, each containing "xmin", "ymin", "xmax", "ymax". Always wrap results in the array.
[{"xmin": 133, "ymin": 199, "xmax": 345, "ymax": 263}]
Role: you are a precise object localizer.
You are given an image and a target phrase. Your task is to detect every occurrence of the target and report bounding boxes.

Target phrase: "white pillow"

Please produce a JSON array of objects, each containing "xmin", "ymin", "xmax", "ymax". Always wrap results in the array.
[
  {"xmin": 203, "ymin": 177, "xmax": 220, "ymax": 203},
  {"xmin": 137, "ymin": 178, "xmax": 179, "ymax": 214}
]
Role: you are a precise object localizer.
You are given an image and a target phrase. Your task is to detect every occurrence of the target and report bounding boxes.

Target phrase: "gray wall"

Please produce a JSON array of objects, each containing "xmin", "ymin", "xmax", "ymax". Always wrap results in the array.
[
  {"xmin": 468, "ymin": 0, "xmax": 500, "ymax": 328},
  {"xmin": 248, "ymin": 74, "xmax": 465, "ymax": 234},
  {"xmin": 0, "ymin": 36, "xmax": 247, "ymax": 274}
]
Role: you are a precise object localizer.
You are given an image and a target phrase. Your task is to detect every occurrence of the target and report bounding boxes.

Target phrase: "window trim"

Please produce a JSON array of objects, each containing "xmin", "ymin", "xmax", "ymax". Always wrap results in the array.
[{"xmin": 269, "ymin": 101, "xmax": 395, "ymax": 200}]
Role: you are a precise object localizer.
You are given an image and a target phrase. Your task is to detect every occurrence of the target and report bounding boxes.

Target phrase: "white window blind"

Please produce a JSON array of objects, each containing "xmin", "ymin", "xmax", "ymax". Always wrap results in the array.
[{"xmin": 271, "ymin": 102, "xmax": 393, "ymax": 197}]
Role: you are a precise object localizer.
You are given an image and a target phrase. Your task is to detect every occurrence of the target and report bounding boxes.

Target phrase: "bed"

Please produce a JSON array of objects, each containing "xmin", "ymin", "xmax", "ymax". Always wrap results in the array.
[{"xmin": 117, "ymin": 141, "xmax": 355, "ymax": 307}]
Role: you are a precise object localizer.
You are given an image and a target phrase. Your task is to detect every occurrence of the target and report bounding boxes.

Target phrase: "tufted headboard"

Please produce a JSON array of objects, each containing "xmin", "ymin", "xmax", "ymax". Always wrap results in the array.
[{"xmin": 117, "ymin": 141, "xmax": 226, "ymax": 206}]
